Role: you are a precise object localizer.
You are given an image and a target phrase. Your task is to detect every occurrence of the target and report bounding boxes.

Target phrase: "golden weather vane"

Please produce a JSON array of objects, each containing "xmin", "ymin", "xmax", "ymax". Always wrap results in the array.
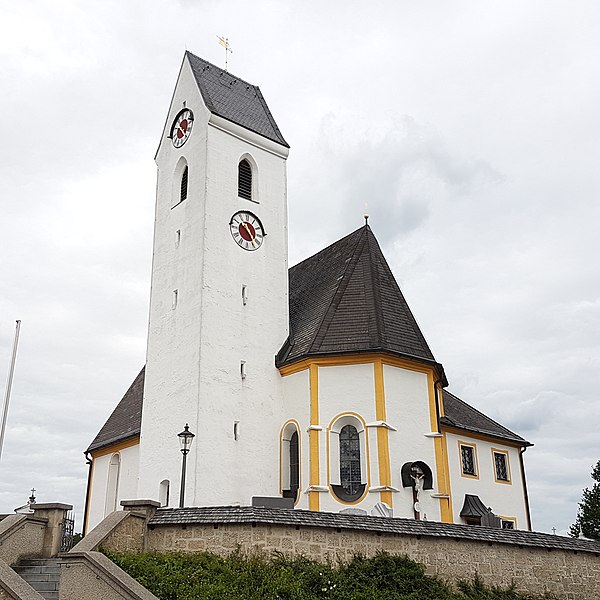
[{"xmin": 217, "ymin": 36, "xmax": 233, "ymax": 71}]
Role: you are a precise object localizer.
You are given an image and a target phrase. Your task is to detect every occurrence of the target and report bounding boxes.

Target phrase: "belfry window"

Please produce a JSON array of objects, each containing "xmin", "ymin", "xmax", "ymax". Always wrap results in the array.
[
  {"xmin": 180, "ymin": 166, "xmax": 188, "ymax": 202},
  {"xmin": 238, "ymin": 159, "xmax": 252, "ymax": 200}
]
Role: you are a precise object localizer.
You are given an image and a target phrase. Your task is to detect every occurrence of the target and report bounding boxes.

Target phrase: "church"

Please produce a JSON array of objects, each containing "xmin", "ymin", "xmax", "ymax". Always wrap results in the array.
[{"xmin": 83, "ymin": 52, "xmax": 533, "ymax": 534}]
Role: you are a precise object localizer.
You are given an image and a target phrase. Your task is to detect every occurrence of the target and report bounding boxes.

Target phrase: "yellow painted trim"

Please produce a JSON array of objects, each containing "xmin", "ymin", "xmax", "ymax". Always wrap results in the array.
[
  {"xmin": 279, "ymin": 353, "xmax": 439, "ymax": 378},
  {"xmin": 458, "ymin": 440, "xmax": 480, "ymax": 479},
  {"xmin": 441, "ymin": 425, "xmax": 526, "ymax": 448},
  {"xmin": 374, "ymin": 360, "xmax": 392, "ymax": 506},
  {"xmin": 326, "ymin": 412, "xmax": 370, "ymax": 505},
  {"xmin": 427, "ymin": 377, "xmax": 452, "ymax": 522},
  {"xmin": 491, "ymin": 448, "xmax": 512, "ymax": 485},
  {"xmin": 309, "ymin": 364, "xmax": 320, "ymax": 511},
  {"xmin": 279, "ymin": 420, "xmax": 302, "ymax": 507},
  {"xmin": 90, "ymin": 436, "xmax": 140, "ymax": 459},
  {"xmin": 499, "ymin": 515, "xmax": 517, "ymax": 529}
]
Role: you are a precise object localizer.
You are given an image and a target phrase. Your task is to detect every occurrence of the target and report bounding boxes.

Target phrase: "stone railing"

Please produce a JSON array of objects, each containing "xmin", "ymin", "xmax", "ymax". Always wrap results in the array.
[{"xmin": 0, "ymin": 515, "xmax": 46, "ymax": 567}]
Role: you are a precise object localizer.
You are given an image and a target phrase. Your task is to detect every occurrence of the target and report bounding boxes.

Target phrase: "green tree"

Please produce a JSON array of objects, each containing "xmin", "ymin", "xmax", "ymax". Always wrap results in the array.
[{"xmin": 570, "ymin": 460, "xmax": 600, "ymax": 540}]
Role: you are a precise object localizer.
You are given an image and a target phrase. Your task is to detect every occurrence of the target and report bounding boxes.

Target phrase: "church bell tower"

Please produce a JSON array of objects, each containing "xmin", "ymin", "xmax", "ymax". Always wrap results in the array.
[{"xmin": 136, "ymin": 52, "xmax": 290, "ymax": 507}]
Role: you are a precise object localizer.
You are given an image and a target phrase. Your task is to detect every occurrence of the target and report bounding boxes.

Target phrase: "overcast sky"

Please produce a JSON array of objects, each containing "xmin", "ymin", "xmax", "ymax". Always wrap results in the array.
[{"xmin": 1, "ymin": 1, "xmax": 598, "ymax": 536}]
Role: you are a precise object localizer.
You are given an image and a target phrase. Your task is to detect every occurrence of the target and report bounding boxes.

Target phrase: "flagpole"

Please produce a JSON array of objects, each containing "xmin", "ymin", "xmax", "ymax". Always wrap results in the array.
[{"xmin": 0, "ymin": 320, "xmax": 21, "ymax": 461}]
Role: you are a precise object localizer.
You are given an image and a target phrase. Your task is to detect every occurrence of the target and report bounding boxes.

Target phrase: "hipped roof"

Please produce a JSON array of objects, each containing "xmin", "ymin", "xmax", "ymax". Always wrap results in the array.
[
  {"xmin": 276, "ymin": 225, "xmax": 445, "ymax": 382},
  {"xmin": 186, "ymin": 52, "xmax": 288, "ymax": 147}
]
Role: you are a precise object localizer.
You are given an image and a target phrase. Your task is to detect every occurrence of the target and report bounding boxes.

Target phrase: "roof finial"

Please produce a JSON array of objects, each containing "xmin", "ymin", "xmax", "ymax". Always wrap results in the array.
[
  {"xmin": 364, "ymin": 201, "xmax": 369, "ymax": 226},
  {"xmin": 217, "ymin": 36, "xmax": 233, "ymax": 71}
]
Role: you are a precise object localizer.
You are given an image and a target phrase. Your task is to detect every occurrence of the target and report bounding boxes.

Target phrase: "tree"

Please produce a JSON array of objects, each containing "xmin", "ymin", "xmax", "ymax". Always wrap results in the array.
[{"xmin": 570, "ymin": 460, "xmax": 600, "ymax": 539}]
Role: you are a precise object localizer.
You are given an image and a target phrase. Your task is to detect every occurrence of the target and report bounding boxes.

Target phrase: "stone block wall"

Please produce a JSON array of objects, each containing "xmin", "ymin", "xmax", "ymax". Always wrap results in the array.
[{"xmin": 142, "ymin": 522, "xmax": 600, "ymax": 599}]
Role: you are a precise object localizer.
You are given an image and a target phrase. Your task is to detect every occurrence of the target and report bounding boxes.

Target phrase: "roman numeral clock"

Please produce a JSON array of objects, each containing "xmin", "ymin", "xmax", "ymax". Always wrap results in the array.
[{"xmin": 229, "ymin": 211, "xmax": 265, "ymax": 251}]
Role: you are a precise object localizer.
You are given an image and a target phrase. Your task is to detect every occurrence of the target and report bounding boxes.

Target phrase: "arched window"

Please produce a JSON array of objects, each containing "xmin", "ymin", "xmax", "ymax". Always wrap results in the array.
[
  {"xmin": 329, "ymin": 415, "xmax": 368, "ymax": 503},
  {"xmin": 159, "ymin": 479, "xmax": 170, "ymax": 507},
  {"xmin": 180, "ymin": 166, "xmax": 188, "ymax": 202},
  {"xmin": 238, "ymin": 159, "xmax": 252, "ymax": 200},
  {"xmin": 104, "ymin": 453, "xmax": 121, "ymax": 516},
  {"xmin": 281, "ymin": 421, "xmax": 301, "ymax": 502}
]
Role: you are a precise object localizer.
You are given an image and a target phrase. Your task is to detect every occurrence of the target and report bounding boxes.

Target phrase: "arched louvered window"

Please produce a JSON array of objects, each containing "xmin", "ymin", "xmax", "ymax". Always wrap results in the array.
[
  {"xmin": 288, "ymin": 431, "xmax": 299, "ymax": 500},
  {"xmin": 104, "ymin": 453, "xmax": 121, "ymax": 516},
  {"xmin": 238, "ymin": 159, "xmax": 252, "ymax": 200},
  {"xmin": 180, "ymin": 166, "xmax": 188, "ymax": 202},
  {"xmin": 339, "ymin": 425, "xmax": 362, "ymax": 497}
]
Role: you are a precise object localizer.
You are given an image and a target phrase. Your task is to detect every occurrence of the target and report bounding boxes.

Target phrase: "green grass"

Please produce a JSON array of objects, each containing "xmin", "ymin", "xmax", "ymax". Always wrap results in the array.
[{"xmin": 105, "ymin": 549, "xmax": 553, "ymax": 600}]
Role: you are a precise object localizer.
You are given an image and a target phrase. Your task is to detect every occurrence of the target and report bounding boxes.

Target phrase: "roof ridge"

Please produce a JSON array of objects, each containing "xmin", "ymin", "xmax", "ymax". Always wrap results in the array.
[{"xmin": 309, "ymin": 226, "xmax": 369, "ymax": 353}]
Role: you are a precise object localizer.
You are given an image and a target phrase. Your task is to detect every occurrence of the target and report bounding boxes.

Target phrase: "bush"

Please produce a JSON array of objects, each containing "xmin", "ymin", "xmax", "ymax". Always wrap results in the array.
[{"xmin": 104, "ymin": 549, "xmax": 554, "ymax": 600}]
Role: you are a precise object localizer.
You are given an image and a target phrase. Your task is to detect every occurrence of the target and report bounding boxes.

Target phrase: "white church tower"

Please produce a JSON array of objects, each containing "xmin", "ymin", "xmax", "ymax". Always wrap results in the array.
[{"xmin": 137, "ymin": 52, "xmax": 290, "ymax": 507}]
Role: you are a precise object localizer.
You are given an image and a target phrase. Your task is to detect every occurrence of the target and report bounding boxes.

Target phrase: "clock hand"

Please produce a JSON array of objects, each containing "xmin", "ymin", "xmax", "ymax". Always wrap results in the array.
[{"xmin": 241, "ymin": 222, "xmax": 255, "ymax": 240}]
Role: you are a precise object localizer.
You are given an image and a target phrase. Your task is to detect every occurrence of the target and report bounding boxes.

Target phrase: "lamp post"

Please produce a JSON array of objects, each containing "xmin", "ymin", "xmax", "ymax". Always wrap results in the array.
[{"xmin": 177, "ymin": 423, "xmax": 195, "ymax": 508}]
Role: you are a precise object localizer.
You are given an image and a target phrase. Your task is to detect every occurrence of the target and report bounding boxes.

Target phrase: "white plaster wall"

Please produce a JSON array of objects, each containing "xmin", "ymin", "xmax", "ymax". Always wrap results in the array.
[
  {"xmin": 87, "ymin": 444, "xmax": 139, "ymax": 532},
  {"xmin": 138, "ymin": 54, "xmax": 289, "ymax": 508},
  {"xmin": 281, "ymin": 369, "xmax": 310, "ymax": 510},
  {"xmin": 317, "ymin": 363, "xmax": 381, "ymax": 514},
  {"xmin": 384, "ymin": 365, "xmax": 441, "ymax": 522},
  {"xmin": 445, "ymin": 432, "xmax": 528, "ymax": 529}
]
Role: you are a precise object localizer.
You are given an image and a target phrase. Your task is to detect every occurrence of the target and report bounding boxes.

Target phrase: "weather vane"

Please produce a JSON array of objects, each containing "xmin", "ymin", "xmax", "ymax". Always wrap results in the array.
[{"xmin": 217, "ymin": 36, "xmax": 233, "ymax": 71}]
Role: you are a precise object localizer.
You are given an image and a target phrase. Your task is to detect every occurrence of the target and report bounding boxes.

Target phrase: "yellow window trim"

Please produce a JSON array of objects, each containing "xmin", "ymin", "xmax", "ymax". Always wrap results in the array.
[
  {"xmin": 499, "ymin": 515, "xmax": 517, "ymax": 528},
  {"xmin": 458, "ymin": 440, "xmax": 479, "ymax": 479},
  {"xmin": 326, "ymin": 411, "xmax": 370, "ymax": 505},
  {"xmin": 491, "ymin": 447, "xmax": 512, "ymax": 485},
  {"xmin": 279, "ymin": 419, "xmax": 302, "ymax": 507},
  {"xmin": 90, "ymin": 436, "xmax": 140, "ymax": 459}
]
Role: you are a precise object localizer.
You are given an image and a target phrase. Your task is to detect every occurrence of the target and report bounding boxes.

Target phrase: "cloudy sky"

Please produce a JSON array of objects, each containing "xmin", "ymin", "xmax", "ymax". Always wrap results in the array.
[{"xmin": 1, "ymin": 1, "xmax": 598, "ymax": 536}]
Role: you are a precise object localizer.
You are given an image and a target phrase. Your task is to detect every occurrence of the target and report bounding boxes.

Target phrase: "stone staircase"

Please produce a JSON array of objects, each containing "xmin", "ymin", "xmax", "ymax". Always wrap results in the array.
[{"xmin": 13, "ymin": 558, "xmax": 62, "ymax": 600}]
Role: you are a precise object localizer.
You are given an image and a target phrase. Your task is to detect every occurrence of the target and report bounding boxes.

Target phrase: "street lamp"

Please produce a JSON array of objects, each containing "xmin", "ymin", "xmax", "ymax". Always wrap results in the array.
[{"xmin": 177, "ymin": 423, "xmax": 195, "ymax": 508}]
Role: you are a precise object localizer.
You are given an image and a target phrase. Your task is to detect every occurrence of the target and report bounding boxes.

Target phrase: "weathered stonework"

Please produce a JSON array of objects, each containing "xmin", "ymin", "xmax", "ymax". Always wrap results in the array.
[
  {"xmin": 0, "ymin": 515, "xmax": 46, "ymax": 566},
  {"xmin": 138, "ymin": 522, "xmax": 600, "ymax": 600}
]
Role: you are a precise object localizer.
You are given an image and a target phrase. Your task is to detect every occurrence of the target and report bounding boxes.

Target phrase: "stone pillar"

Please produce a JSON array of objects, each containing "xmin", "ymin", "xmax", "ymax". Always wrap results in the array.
[
  {"xmin": 120, "ymin": 499, "xmax": 160, "ymax": 520},
  {"xmin": 31, "ymin": 503, "xmax": 73, "ymax": 558}
]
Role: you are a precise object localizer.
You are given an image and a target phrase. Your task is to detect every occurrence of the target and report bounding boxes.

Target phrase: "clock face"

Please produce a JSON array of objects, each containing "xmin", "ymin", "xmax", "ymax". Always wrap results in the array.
[
  {"xmin": 230, "ymin": 211, "xmax": 264, "ymax": 251},
  {"xmin": 171, "ymin": 109, "xmax": 194, "ymax": 148}
]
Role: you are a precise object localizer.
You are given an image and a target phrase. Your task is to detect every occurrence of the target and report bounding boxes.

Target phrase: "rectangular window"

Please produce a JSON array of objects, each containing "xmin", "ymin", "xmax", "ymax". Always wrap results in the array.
[
  {"xmin": 459, "ymin": 442, "xmax": 478, "ymax": 478},
  {"xmin": 501, "ymin": 519, "xmax": 516, "ymax": 530},
  {"xmin": 172, "ymin": 289, "xmax": 178, "ymax": 309},
  {"xmin": 493, "ymin": 449, "xmax": 511, "ymax": 483}
]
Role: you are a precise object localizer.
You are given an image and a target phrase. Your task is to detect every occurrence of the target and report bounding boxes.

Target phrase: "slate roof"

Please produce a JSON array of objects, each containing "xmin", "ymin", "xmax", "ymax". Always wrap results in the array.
[
  {"xmin": 147, "ymin": 505, "xmax": 600, "ymax": 556},
  {"xmin": 276, "ymin": 225, "xmax": 444, "ymax": 381},
  {"xmin": 86, "ymin": 367, "xmax": 145, "ymax": 453},
  {"xmin": 186, "ymin": 52, "xmax": 288, "ymax": 147},
  {"xmin": 87, "ymin": 227, "xmax": 530, "ymax": 452},
  {"xmin": 441, "ymin": 389, "xmax": 531, "ymax": 446}
]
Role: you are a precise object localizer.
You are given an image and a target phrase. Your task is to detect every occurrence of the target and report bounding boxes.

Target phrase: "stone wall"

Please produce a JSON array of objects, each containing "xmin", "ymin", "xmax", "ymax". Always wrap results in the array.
[
  {"xmin": 0, "ymin": 515, "xmax": 46, "ymax": 566},
  {"xmin": 141, "ymin": 522, "xmax": 600, "ymax": 600}
]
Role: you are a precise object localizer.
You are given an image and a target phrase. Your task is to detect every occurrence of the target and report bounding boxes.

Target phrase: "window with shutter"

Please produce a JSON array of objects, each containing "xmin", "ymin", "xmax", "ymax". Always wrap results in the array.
[
  {"xmin": 238, "ymin": 159, "xmax": 252, "ymax": 200},
  {"xmin": 180, "ymin": 166, "xmax": 188, "ymax": 202}
]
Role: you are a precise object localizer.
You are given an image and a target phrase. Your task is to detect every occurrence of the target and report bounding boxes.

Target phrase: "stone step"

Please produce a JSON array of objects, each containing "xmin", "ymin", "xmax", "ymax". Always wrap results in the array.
[{"xmin": 13, "ymin": 558, "xmax": 62, "ymax": 600}]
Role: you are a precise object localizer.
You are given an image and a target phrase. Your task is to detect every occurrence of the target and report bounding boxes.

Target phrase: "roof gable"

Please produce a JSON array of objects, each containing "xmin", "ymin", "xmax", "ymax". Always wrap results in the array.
[
  {"xmin": 186, "ymin": 52, "xmax": 288, "ymax": 147},
  {"xmin": 87, "ymin": 367, "xmax": 144, "ymax": 453},
  {"xmin": 277, "ymin": 225, "xmax": 439, "ymax": 368}
]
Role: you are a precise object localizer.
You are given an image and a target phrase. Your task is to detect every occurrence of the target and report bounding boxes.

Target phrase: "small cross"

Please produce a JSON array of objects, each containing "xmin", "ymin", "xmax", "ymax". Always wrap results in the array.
[{"xmin": 552, "ymin": 527, "xmax": 556, "ymax": 535}]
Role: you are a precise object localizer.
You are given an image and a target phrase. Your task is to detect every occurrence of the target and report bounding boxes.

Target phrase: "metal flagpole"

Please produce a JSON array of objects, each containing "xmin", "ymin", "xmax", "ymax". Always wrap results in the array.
[{"xmin": 0, "ymin": 320, "xmax": 21, "ymax": 461}]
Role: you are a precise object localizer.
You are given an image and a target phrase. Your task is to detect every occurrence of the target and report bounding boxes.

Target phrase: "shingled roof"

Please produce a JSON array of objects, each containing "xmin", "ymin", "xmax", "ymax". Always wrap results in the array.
[
  {"xmin": 186, "ymin": 52, "xmax": 288, "ymax": 147},
  {"xmin": 86, "ymin": 367, "xmax": 144, "ymax": 453},
  {"xmin": 441, "ymin": 389, "xmax": 531, "ymax": 446},
  {"xmin": 276, "ymin": 225, "xmax": 443, "ymax": 378}
]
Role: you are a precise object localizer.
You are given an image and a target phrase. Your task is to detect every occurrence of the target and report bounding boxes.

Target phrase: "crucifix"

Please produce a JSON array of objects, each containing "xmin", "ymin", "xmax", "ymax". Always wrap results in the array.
[
  {"xmin": 410, "ymin": 464, "xmax": 424, "ymax": 520},
  {"xmin": 217, "ymin": 36, "xmax": 233, "ymax": 71}
]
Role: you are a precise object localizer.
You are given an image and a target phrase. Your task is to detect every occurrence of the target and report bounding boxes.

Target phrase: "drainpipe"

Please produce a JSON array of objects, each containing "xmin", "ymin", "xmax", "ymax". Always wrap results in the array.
[
  {"xmin": 433, "ymin": 379, "xmax": 443, "ymax": 430},
  {"xmin": 519, "ymin": 446, "xmax": 533, "ymax": 531},
  {"xmin": 82, "ymin": 451, "xmax": 93, "ymax": 537}
]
